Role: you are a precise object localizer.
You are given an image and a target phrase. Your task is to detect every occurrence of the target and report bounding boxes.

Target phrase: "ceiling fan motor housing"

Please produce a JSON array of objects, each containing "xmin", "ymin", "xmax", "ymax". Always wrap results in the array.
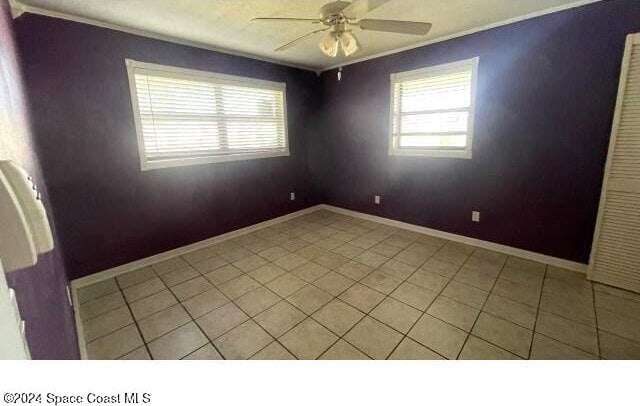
[
  {"xmin": 260, "ymin": 0, "xmax": 431, "ymax": 57},
  {"xmin": 320, "ymin": 1, "xmax": 353, "ymax": 25}
]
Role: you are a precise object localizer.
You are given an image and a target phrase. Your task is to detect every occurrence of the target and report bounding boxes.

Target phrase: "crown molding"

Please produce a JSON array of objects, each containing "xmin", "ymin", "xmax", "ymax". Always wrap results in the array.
[
  {"xmin": 320, "ymin": 0, "xmax": 603, "ymax": 72},
  {"xmin": 9, "ymin": 1, "xmax": 318, "ymax": 73},
  {"xmin": 8, "ymin": 0, "xmax": 26, "ymax": 18},
  {"xmin": 10, "ymin": 0, "xmax": 602, "ymax": 75}
]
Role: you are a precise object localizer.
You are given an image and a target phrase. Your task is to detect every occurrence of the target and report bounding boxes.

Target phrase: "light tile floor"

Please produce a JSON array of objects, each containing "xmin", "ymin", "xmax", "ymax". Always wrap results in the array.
[{"xmin": 78, "ymin": 210, "xmax": 640, "ymax": 360}]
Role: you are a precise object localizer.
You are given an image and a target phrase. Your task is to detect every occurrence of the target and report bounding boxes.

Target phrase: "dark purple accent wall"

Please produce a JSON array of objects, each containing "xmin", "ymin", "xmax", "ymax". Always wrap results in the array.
[
  {"xmin": 14, "ymin": 15, "xmax": 322, "ymax": 280},
  {"xmin": 313, "ymin": 0, "xmax": 640, "ymax": 264},
  {"xmin": 9, "ymin": 3, "xmax": 639, "ymax": 362},
  {"xmin": 0, "ymin": 2, "xmax": 78, "ymax": 359}
]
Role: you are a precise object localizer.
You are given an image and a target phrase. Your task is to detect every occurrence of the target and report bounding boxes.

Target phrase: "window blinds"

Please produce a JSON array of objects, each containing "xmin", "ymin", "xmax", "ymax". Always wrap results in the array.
[
  {"xmin": 127, "ymin": 60, "xmax": 288, "ymax": 170},
  {"xmin": 390, "ymin": 58, "xmax": 477, "ymax": 158}
]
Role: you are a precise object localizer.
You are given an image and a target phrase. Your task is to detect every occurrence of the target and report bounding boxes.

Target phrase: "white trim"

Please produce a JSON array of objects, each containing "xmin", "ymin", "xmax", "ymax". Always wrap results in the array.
[
  {"xmin": 71, "ymin": 204, "xmax": 322, "ymax": 359},
  {"xmin": 72, "ymin": 203, "xmax": 587, "ymax": 291},
  {"xmin": 12, "ymin": 0, "xmax": 601, "ymax": 73},
  {"xmin": 10, "ymin": 1, "xmax": 316, "ymax": 72},
  {"xmin": 587, "ymin": 34, "xmax": 639, "ymax": 280},
  {"xmin": 388, "ymin": 57, "xmax": 478, "ymax": 159},
  {"xmin": 71, "ymin": 205, "xmax": 322, "ymax": 289},
  {"xmin": 141, "ymin": 151, "xmax": 291, "ymax": 171},
  {"xmin": 125, "ymin": 59, "xmax": 290, "ymax": 171},
  {"xmin": 70, "ymin": 280, "xmax": 87, "ymax": 360},
  {"xmin": 126, "ymin": 59, "xmax": 288, "ymax": 91},
  {"xmin": 126, "ymin": 59, "xmax": 149, "ymax": 171},
  {"xmin": 319, "ymin": 205, "xmax": 588, "ymax": 273},
  {"xmin": 8, "ymin": 0, "xmax": 26, "ymax": 19},
  {"xmin": 71, "ymin": 203, "xmax": 589, "ymax": 358},
  {"xmin": 321, "ymin": 0, "xmax": 602, "ymax": 72}
]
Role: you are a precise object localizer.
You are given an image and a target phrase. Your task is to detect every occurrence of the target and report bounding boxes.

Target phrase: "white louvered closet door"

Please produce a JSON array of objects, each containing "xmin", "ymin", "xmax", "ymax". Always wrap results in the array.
[{"xmin": 589, "ymin": 33, "xmax": 640, "ymax": 293}]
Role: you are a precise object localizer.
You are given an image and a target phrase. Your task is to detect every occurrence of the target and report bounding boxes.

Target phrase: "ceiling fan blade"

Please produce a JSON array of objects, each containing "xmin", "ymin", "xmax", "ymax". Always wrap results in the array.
[
  {"xmin": 342, "ymin": 0, "xmax": 389, "ymax": 19},
  {"xmin": 359, "ymin": 19, "xmax": 432, "ymax": 35},
  {"xmin": 275, "ymin": 28, "xmax": 329, "ymax": 52},
  {"xmin": 252, "ymin": 17, "xmax": 321, "ymax": 23}
]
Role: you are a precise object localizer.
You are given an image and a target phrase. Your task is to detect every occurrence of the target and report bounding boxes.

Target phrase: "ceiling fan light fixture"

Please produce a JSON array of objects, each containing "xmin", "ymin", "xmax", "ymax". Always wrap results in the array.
[
  {"xmin": 339, "ymin": 31, "xmax": 359, "ymax": 56},
  {"xmin": 260, "ymin": 0, "xmax": 431, "ymax": 59},
  {"xmin": 319, "ymin": 32, "xmax": 339, "ymax": 57}
]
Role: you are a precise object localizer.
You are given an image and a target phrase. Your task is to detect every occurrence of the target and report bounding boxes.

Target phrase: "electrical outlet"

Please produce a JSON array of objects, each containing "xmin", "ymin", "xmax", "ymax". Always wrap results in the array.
[
  {"xmin": 472, "ymin": 211, "xmax": 480, "ymax": 222},
  {"xmin": 374, "ymin": 195, "xmax": 381, "ymax": 205},
  {"xmin": 290, "ymin": 192, "xmax": 295, "ymax": 201}
]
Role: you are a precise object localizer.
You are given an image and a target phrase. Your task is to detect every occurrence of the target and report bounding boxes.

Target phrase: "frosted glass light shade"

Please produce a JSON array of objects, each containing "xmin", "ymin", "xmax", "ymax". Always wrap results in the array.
[
  {"xmin": 340, "ymin": 32, "xmax": 358, "ymax": 56},
  {"xmin": 319, "ymin": 32, "xmax": 339, "ymax": 57}
]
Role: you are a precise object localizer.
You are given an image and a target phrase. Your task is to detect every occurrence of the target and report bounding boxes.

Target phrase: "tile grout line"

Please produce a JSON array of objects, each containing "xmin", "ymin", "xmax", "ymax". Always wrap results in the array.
[
  {"xmin": 98, "ymin": 227, "xmax": 482, "ymax": 359},
  {"xmin": 76, "ymin": 285, "xmax": 123, "ymax": 309},
  {"xmin": 79, "ymin": 211, "xmax": 614, "ymax": 360},
  {"xmin": 142, "ymin": 242, "xmax": 294, "ymax": 359},
  {"xmin": 317, "ymin": 232, "xmax": 446, "ymax": 359},
  {"xmin": 171, "ymin": 261, "xmax": 290, "ymax": 360},
  {"xmin": 149, "ymin": 264, "xmax": 229, "ymax": 360},
  {"xmin": 248, "ymin": 220, "xmax": 402, "ymax": 359},
  {"xmin": 113, "ymin": 278, "xmax": 154, "ymax": 360},
  {"xmin": 198, "ymin": 270, "xmax": 300, "ymax": 360},
  {"xmin": 284, "ymin": 226, "xmax": 420, "ymax": 359},
  {"xmin": 175, "ymin": 227, "xmax": 348, "ymax": 360},
  {"xmin": 91, "ymin": 243, "xmax": 444, "ymax": 357},
  {"xmin": 452, "ymin": 250, "xmax": 509, "ymax": 359},
  {"xmin": 250, "ymin": 268, "xmax": 321, "ymax": 360},
  {"xmin": 591, "ymin": 282, "xmax": 602, "ymax": 359},
  {"xmin": 380, "ymin": 242, "xmax": 471, "ymax": 360},
  {"xmin": 526, "ymin": 266, "xmax": 548, "ymax": 360},
  {"xmin": 277, "ymin": 226, "xmax": 397, "ymax": 358},
  {"xmin": 90, "ymin": 273, "xmax": 221, "ymax": 345},
  {"xmin": 393, "ymin": 247, "xmax": 532, "ymax": 360},
  {"xmin": 259, "ymin": 220, "xmax": 619, "ymax": 360},
  {"xmin": 530, "ymin": 279, "xmax": 603, "ymax": 357},
  {"xmin": 210, "ymin": 232, "xmax": 329, "ymax": 359},
  {"xmin": 79, "ymin": 292, "xmax": 128, "ymax": 324},
  {"xmin": 250, "ymin": 217, "xmax": 387, "ymax": 358},
  {"xmin": 78, "ymin": 215, "xmax": 389, "ymax": 357},
  {"xmin": 318, "ymin": 237, "xmax": 475, "ymax": 360},
  {"xmin": 81, "ymin": 289, "xmax": 155, "ymax": 353},
  {"xmin": 507, "ymin": 271, "xmax": 604, "ymax": 358}
]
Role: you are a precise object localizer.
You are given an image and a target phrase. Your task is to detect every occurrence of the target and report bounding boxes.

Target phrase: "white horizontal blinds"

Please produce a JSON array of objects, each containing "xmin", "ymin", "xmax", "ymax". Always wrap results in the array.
[
  {"xmin": 589, "ymin": 34, "xmax": 640, "ymax": 293},
  {"xmin": 132, "ymin": 66, "xmax": 286, "ymax": 162},
  {"xmin": 392, "ymin": 65, "xmax": 472, "ymax": 150}
]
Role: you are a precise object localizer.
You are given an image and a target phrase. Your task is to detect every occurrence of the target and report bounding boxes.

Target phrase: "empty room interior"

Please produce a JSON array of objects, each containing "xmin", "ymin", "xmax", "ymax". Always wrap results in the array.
[{"xmin": 2, "ymin": 0, "xmax": 640, "ymax": 364}]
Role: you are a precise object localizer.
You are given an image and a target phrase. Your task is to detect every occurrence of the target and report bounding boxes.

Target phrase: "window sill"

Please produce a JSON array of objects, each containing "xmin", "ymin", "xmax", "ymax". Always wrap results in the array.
[
  {"xmin": 141, "ymin": 150, "xmax": 290, "ymax": 171},
  {"xmin": 388, "ymin": 148, "xmax": 472, "ymax": 159}
]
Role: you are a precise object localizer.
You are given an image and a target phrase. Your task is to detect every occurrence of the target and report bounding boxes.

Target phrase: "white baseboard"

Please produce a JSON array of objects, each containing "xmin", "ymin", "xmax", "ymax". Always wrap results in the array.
[
  {"xmin": 73, "ymin": 202, "xmax": 587, "ymax": 290},
  {"xmin": 319, "ymin": 204, "xmax": 588, "ymax": 273},
  {"xmin": 70, "ymin": 281, "xmax": 87, "ymax": 360},
  {"xmin": 71, "ymin": 205, "xmax": 323, "ymax": 289},
  {"xmin": 71, "ymin": 204, "xmax": 323, "ymax": 359},
  {"xmin": 71, "ymin": 202, "xmax": 589, "ymax": 359}
]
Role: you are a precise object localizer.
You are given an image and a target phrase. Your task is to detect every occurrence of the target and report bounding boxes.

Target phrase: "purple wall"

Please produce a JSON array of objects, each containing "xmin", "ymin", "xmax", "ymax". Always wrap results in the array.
[
  {"xmin": 8, "ymin": 1, "xmax": 639, "ymax": 360},
  {"xmin": 0, "ymin": 2, "xmax": 78, "ymax": 359},
  {"xmin": 313, "ymin": 0, "xmax": 640, "ymax": 264},
  {"xmin": 14, "ymin": 15, "xmax": 322, "ymax": 280}
]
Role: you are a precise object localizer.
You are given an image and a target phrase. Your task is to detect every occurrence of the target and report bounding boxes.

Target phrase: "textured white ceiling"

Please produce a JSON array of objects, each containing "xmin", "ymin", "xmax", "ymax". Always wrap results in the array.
[{"xmin": 15, "ymin": 0, "xmax": 595, "ymax": 70}]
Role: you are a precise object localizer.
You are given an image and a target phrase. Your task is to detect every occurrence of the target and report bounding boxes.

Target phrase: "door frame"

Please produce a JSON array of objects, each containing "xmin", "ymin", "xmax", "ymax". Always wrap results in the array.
[{"xmin": 587, "ymin": 33, "xmax": 639, "ymax": 281}]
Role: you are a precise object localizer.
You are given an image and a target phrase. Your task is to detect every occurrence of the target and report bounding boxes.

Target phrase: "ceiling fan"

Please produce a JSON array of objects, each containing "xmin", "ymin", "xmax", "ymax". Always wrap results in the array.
[{"xmin": 252, "ymin": 0, "xmax": 432, "ymax": 58}]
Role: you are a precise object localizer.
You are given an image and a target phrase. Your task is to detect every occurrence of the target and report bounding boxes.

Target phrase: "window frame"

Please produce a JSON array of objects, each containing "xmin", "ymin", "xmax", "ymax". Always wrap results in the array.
[
  {"xmin": 388, "ymin": 57, "xmax": 479, "ymax": 159},
  {"xmin": 125, "ymin": 59, "xmax": 289, "ymax": 171}
]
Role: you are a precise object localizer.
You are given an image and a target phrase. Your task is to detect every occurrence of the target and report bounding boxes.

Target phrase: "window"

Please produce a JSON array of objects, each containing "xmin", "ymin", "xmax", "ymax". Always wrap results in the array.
[
  {"xmin": 126, "ymin": 59, "xmax": 288, "ymax": 170},
  {"xmin": 389, "ymin": 57, "xmax": 478, "ymax": 159}
]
